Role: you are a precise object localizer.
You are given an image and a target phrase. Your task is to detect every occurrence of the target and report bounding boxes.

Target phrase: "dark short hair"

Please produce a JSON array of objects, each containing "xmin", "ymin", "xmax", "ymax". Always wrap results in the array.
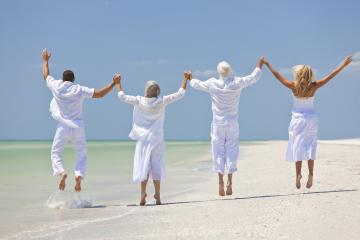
[{"xmin": 62, "ymin": 70, "xmax": 75, "ymax": 82}]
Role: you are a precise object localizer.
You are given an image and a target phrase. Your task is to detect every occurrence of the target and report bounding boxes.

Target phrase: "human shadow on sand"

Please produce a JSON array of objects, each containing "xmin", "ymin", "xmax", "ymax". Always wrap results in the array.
[{"xmin": 126, "ymin": 188, "xmax": 357, "ymax": 207}]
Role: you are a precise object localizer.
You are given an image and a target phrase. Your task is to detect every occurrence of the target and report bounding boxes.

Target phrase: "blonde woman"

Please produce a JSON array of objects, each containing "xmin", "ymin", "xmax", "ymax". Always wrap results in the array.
[
  {"xmin": 116, "ymin": 73, "xmax": 190, "ymax": 205},
  {"xmin": 263, "ymin": 56, "xmax": 352, "ymax": 189}
]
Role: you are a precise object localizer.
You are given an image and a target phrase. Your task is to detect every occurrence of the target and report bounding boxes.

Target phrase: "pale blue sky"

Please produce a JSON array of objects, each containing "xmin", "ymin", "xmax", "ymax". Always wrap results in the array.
[{"xmin": 0, "ymin": 0, "xmax": 359, "ymax": 140}]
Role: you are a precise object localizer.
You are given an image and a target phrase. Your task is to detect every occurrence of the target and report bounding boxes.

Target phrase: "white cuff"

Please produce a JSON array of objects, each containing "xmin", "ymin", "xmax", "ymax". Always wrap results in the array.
[
  {"xmin": 178, "ymin": 88, "xmax": 186, "ymax": 93},
  {"xmin": 118, "ymin": 91, "xmax": 125, "ymax": 97}
]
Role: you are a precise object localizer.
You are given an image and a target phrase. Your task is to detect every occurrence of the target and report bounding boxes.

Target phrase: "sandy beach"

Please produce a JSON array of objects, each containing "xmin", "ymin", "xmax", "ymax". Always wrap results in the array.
[{"xmin": 1, "ymin": 140, "xmax": 359, "ymax": 240}]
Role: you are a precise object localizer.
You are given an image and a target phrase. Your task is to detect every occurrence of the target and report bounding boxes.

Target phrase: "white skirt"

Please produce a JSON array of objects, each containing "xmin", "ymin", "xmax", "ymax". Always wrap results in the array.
[
  {"xmin": 133, "ymin": 140, "xmax": 165, "ymax": 182},
  {"xmin": 286, "ymin": 111, "xmax": 318, "ymax": 162}
]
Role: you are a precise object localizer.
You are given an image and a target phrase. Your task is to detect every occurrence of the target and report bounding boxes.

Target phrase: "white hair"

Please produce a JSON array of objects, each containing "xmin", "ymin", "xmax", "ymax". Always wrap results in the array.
[
  {"xmin": 144, "ymin": 80, "xmax": 160, "ymax": 98},
  {"xmin": 217, "ymin": 61, "xmax": 232, "ymax": 78}
]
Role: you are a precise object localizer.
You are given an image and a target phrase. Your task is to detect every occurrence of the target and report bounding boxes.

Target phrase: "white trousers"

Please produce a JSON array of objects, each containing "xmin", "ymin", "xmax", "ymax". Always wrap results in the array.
[
  {"xmin": 211, "ymin": 121, "xmax": 239, "ymax": 174},
  {"xmin": 51, "ymin": 123, "xmax": 87, "ymax": 178}
]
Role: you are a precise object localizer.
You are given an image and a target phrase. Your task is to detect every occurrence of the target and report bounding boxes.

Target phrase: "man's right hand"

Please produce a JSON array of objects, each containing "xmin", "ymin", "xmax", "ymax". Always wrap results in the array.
[
  {"xmin": 263, "ymin": 57, "xmax": 269, "ymax": 66},
  {"xmin": 258, "ymin": 56, "xmax": 266, "ymax": 69},
  {"xmin": 42, "ymin": 49, "xmax": 51, "ymax": 62},
  {"xmin": 113, "ymin": 73, "xmax": 121, "ymax": 84}
]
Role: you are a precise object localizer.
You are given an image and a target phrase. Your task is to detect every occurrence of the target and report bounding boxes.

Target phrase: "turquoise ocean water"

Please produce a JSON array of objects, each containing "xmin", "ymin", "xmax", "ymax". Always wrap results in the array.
[{"xmin": 0, "ymin": 141, "xmax": 213, "ymax": 238}]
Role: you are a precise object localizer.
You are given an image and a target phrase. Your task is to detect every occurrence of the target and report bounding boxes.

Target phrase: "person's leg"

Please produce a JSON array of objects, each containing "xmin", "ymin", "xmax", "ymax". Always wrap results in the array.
[
  {"xmin": 218, "ymin": 173, "xmax": 225, "ymax": 196},
  {"xmin": 140, "ymin": 180, "xmax": 148, "ymax": 206},
  {"xmin": 51, "ymin": 125, "xmax": 68, "ymax": 191},
  {"xmin": 211, "ymin": 123, "xmax": 226, "ymax": 196},
  {"xmin": 74, "ymin": 127, "xmax": 88, "ymax": 192},
  {"xmin": 149, "ymin": 142, "xmax": 164, "ymax": 205},
  {"xmin": 295, "ymin": 161, "xmax": 302, "ymax": 189},
  {"xmin": 226, "ymin": 174, "xmax": 233, "ymax": 195},
  {"xmin": 224, "ymin": 122, "xmax": 239, "ymax": 196},
  {"xmin": 306, "ymin": 159, "xmax": 314, "ymax": 188},
  {"xmin": 153, "ymin": 180, "xmax": 161, "ymax": 205}
]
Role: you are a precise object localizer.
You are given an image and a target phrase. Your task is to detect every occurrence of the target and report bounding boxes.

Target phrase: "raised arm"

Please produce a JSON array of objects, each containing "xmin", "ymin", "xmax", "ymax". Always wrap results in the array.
[
  {"xmin": 233, "ymin": 57, "xmax": 264, "ymax": 88},
  {"xmin": 116, "ymin": 75, "xmax": 139, "ymax": 105},
  {"xmin": 163, "ymin": 72, "xmax": 189, "ymax": 105},
  {"xmin": 315, "ymin": 56, "xmax": 352, "ymax": 89},
  {"xmin": 42, "ymin": 49, "xmax": 51, "ymax": 80},
  {"xmin": 264, "ymin": 59, "xmax": 295, "ymax": 90},
  {"xmin": 189, "ymin": 70, "xmax": 212, "ymax": 92},
  {"xmin": 92, "ymin": 74, "xmax": 120, "ymax": 98}
]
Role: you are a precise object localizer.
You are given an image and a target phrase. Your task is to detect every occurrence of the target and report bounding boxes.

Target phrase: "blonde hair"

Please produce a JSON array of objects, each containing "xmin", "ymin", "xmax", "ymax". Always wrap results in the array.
[
  {"xmin": 217, "ymin": 61, "xmax": 232, "ymax": 78},
  {"xmin": 292, "ymin": 65, "xmax": 316, "ymax": 97},
  {"xmin": 144, "ymin": 80, "xmax": 160, "ymax": 98}
]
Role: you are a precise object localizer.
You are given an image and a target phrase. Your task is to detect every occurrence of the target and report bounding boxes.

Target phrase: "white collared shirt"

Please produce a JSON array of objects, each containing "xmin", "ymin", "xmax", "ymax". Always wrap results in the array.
[
  {"xmin": 46, "ymin": 75, "xmax": 94, "ymax": 128},
  {"xmin": 190, "ymin": 67, "xmax": 261, "ymax": 124}
]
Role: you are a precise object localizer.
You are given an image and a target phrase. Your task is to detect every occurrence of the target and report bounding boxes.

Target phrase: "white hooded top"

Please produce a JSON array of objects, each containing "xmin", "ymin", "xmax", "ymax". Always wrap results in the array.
[
  {"xmin": 190, "ymin": 67, "xmax": 262, "ymax": 124},
  {"xmin": 46, "ymin": 75, "xmax": 94, "ymax": 128},
  {"xmin": 118, "ymin": 88, "xmax": 186, "ymax": 142}
]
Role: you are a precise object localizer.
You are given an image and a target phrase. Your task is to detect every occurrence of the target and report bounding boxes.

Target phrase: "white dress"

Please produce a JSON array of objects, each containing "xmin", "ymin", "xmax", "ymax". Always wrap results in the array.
[
  {"xmin": 286, "ymin": 95, "xmax": 318, "ymax": 162},
  {"xmin": 118, "ymin": 88, "xmax": 186, "ymax": 182},
  {"xmin": 190, "ymin": 67, "xmax": 262, "ymax": 174}
]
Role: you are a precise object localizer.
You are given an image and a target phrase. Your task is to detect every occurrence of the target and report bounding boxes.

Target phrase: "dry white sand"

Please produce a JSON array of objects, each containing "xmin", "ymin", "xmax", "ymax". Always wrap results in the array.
[{"xmin": 56, "ymin": 140, "xmax": 360, "ymax": 240}]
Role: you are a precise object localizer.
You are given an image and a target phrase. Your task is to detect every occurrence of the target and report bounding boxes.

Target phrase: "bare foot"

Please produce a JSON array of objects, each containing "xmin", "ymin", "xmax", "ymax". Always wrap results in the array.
[
  {"xmin": 140, "ymin": 193, "xmax": 147, "ymax": 206},
  {"xmin": 226, "ymin": 184, "xmax": 232, "ymax": 196},
  {"xmin": 306, "ymin": 174, "xmax": 313, "ymax": 189},
  {"xmin": 154, "ymin": 194, "xmax": 161, "ymax": 205},
  {"xmin": 296, "ymin": 174, "xmax": 302, "ymax": 189},
  {"xmin": 59, "ymin": 172, "xmax": 67, "ymax": 191},
  {"xmin": 74, "ymin": 176, "xmax": 82, "ymax": 192},
  {"xmin": 219, "ymin": 183, "xmax": 225, "ymax": 196}
]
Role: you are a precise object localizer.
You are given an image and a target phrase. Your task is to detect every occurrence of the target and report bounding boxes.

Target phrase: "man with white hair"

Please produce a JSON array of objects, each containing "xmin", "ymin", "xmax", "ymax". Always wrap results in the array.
[{"xmin": 188, "ymin": 57, "xmax": 265, "ymax": 196}]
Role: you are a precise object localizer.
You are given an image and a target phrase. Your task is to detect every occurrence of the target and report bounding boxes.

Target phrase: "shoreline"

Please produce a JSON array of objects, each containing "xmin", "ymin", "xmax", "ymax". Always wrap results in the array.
[{"xmin": 1, "ymin": 140, "xmax": 359, "ymax": 239}]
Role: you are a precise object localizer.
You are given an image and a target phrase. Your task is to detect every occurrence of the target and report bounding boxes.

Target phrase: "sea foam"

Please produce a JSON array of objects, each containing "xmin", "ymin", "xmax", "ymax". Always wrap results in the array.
[{"xmin": 46, "ymin": 191, "xmax": 92, "ymax": 209}]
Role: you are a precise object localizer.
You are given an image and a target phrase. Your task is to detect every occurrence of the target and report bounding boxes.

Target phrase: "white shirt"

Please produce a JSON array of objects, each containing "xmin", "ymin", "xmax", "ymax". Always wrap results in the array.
[
  {"xmin": 118, "ymin": 88, "xmax": 186, "ymax": 142},
  {"xmin": 190, "ymin": 67, "xmax": 262, "ymax": 124},
  {"xmin": 46, "ymin": 75, "xmax": 94, "ymax": 128}
]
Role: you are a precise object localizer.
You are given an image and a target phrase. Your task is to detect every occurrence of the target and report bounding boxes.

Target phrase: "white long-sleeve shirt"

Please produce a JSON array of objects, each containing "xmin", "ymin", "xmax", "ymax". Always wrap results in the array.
[
  {"xmin": 190, "ymin": 67, "xmax": 262, "ymax": 124},
  {"xmin": 118, "ymin": 88, "xmax": 186, "ymax": 142},
  {"xmin": 46, "ymin": 75, "xmax": 94, "ymax": 128}
]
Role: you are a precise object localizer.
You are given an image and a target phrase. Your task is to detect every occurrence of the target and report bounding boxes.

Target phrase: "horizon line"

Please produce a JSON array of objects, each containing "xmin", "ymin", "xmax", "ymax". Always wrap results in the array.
[{"xmin": 0, "ymin": 138, "xmax": 358, "ymax": 142}]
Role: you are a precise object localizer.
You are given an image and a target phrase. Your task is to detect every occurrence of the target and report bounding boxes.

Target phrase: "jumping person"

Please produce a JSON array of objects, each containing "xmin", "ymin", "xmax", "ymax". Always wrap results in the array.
[
  {"xmin": 263, "ymin": 55, "xmax": 352, "ymax": 189},
  {"xmin": 42, "ymin": 49, "xmax": 120, "ymax": 192},
  {"xmin": 188, "ymin": 57, "xmax": 265, "ymax": 196},
  {"xmin": 116, "ymin": 73, "xmax": 190, "ymax": 205}
]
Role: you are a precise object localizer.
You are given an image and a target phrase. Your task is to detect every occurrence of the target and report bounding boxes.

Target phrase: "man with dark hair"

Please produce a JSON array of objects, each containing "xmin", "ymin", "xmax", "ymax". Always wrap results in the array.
[
  {"xmin": 42, "ymin": 48, "xmax": 121, "ymax": 192},
  {"xmin": 62, "ymin": 70, "xmax": 75, "ymax": 82}
]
